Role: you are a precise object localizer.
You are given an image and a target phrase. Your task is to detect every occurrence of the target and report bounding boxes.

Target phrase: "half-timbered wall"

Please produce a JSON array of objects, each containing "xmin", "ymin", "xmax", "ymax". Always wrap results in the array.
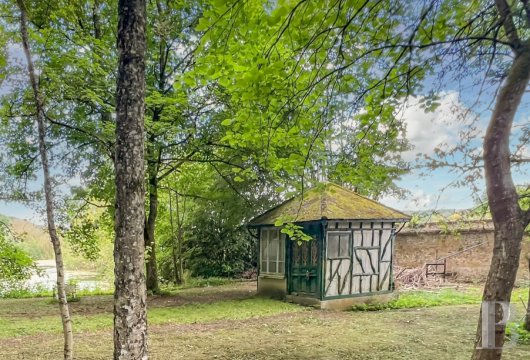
[{"xmin": 324, "ymin": 221, "xmax": 395, "ymax": 298}]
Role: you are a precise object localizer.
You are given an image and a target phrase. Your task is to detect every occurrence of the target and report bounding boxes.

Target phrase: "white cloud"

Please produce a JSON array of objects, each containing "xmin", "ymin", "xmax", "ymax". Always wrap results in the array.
[
  {"xmin": 398, "ymin": 92, "xmax": 472, "ymax": 161},
  {"xmin": 380, "ymin": 189, "xmax": 436, "ymax": 211}
]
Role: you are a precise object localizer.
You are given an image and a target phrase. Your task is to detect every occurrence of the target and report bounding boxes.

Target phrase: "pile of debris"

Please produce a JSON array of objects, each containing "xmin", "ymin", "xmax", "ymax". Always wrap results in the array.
[{"xmin": 394, "ymin": 264, "xmax": 445, "ymax": 289}]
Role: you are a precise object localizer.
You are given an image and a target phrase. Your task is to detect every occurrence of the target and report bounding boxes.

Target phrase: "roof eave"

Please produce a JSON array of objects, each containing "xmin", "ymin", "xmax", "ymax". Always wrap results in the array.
[{"xmin": 247, "ymin": 216, "xmax": 411, "ymax": 227}]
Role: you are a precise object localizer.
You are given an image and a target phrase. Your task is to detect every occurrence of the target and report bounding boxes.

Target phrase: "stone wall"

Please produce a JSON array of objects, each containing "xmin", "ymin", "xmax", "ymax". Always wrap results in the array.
[{"xmin": 395, "ymin": 221, "xmax": 530, "ymax": 282}]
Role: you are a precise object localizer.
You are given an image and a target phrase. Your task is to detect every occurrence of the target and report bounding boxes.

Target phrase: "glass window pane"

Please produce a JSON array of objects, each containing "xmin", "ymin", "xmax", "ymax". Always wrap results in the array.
[
  {"xmin": 261, "ymin": 261, "xmax": 267, "ymax": 272},
  {"xmin": 269, "ymin": 262, "xmax": 277, "ymax": 273},
  {"xmin": 278, "ymin": 261, "xmax": 284, "ymax": 274},
  {"xmin": 339, "ymin": 234, "xmax": 350, "ymax": 257},
  {"xmin": 262, "ymin": 234, "xmax": 268, "ymax": 261},
  {"xmin": 279, "ymin": 235, "xmax": 285, "ymax": 260},
  {"xmin": 327, "ymin": 234, "xmax": 339, "ymax": 258},
  {"xmin": 268, "ymin": 237, "xmax": 277, "ymax": 262},
  {"xmin": 328, "ymin": 232, "xmax": 351, "ymax": 259}
]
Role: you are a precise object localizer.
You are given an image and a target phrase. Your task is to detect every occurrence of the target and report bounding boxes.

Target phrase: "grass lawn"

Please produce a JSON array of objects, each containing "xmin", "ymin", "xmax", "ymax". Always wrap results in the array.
[{"xmin": 1, "ymin": 282, "xmax": 529, "ymax": 359}]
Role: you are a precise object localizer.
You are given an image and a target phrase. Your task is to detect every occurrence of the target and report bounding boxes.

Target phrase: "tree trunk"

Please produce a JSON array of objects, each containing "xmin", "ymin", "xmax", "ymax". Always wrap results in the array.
[
  {"xmin": 143, "ymin": 0, "xmax": 168, "ymax": 292},
  {"xmin": 524, "ymin": 253, "xmax": 530, "ymax": 331},
  {"xmin": 113, "ymin": 0, "xmax": 148, "ymax": 359},
  {"xmin": 145, "ymin": 146, "xmax": 159, "ymax": 293},
  {"xmin": 471, "ymin": 43, "xmax": 530, "ymax": 360},
  {"xmin": 178, "ymin": 226, "xmax": 184, "ymax": 285},
  {"xmin": 176, "ymin": 193, "xmax": 185, "ymax": 285},
  {"xmin": 16, "ymin": 2, "xmax": 74, "ymax": 359},
  {"xmin": 168, "ymin": 191, "xmax": 178, "ymax": 284}
]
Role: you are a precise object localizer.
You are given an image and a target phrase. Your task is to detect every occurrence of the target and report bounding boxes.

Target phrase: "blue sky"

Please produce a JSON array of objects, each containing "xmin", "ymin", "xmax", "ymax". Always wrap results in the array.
[
  {"xmin": 2, "ymin": 88, "xmax": 529, "ymax": 222},
  {"xmin": 381, "ymin": 90, "xmax": 530, "ymax": 212},
  {"xmin": 1, "ymin": 50, "xmax": 529, "ymax": 223},
  {"xmin": 2, "ymin": 89, "xmax": 523, "ymax": 222}
]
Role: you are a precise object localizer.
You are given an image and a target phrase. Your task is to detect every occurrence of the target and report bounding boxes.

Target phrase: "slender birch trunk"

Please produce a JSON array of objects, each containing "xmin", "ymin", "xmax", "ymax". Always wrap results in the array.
[
  {"xmin": 16, "ymin": 1, "xmax": 73, "ymax": 358},
  {"xmin": 113, "ymin": 0, "xmax": 148, "ymax": 358}
]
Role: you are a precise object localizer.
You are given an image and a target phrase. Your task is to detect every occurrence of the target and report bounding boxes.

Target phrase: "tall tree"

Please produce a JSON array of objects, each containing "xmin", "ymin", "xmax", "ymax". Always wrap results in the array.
[
  {"xmin": 142, "ymin": 0, "xmax": 205, "ymax": 292},
  {"xmin": 197, "ymin": 0, "xmax": 411, "ymax": 197},
  {"xmin": 198, "ymin": 1, "xmax": 530, "ymax": 358},
  {"xmin": 472, "ymin": 2, "xmax": 530, "ymax": 357},
  {"xmin": 15, "ymin": 0, "xmax": 73, "ymax": 358},
  {"xmin": 113, "ymin": 0, "xmax": 148, "ymax": 358}
]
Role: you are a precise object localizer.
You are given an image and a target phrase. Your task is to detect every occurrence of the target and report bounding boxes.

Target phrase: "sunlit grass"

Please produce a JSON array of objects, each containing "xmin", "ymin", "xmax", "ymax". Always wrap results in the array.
[{"xmin": 0, "ymin": 297, "xmax": 303, "ymax": 338}]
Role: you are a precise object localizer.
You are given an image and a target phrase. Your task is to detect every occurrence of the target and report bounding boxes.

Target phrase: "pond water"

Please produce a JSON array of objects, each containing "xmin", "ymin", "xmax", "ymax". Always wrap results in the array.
[{"xmin": 26, "ymin": 260, "xmax": 110, "ymax": 291}]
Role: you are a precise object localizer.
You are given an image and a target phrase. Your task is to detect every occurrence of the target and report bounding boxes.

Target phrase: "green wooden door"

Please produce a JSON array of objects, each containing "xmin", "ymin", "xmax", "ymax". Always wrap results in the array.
[{"xmin": 288, "ymin": 238, "xmax": 320, "ymax": 297}]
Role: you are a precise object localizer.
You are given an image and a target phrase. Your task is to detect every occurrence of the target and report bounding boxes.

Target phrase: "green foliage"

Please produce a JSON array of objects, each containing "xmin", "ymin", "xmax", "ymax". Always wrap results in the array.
[
  {"xmin": 274, "ymin": 219, "xmax": 312, "ymax": 243},
  {"xmin": 506, "ymin": 322, "xmax": 530, "ymax": 345},
  {"xmin": 0, "ymin": 220, "xmax": 36, "ymax": 294},
  {"xmin": 352, "ymin": 286, "xmax": 530, "ymax": 313},
  {"xmin": 155, "ymin": 169, "xmax": 274, "ymax": 282},
  {"xmin": 351, "ymin": 288, "xmax": 481, "ymax": 311},
  {"xmin": 185, "ymin": 212, "xmax": 255, "ymax": 278},
  {"xmin": 0, "ymin": 0, "xmax": 457, "ymax": 291},
  {"xmin": 195, "ymin": 0, "xmax": 413, "ymax": 196},
  {"xmin": 0, "ymin": 284, "xmax": 52, "ymax": 299},
  {"xmin": 15, "ymin": 237, "xmax": 53, "ymax": 261},
  {"xmin": 62, "ymin": 205, "xmax": 114, "ymax": 262},
  {"xmin": 0, "ymin": 285, "xmax": 114, "ymax": 299}
]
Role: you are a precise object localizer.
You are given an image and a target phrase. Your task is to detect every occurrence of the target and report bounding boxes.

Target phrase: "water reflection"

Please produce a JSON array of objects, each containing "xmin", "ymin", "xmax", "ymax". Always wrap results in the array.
[{"xmin": 27, "ymin": 260, "xmax": 110, "ymax": 291}]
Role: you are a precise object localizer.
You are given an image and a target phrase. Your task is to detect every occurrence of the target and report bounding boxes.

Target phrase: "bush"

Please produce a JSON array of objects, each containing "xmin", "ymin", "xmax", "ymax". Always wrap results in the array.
[
  {"xmin": 506, "ymin": 322, "xmax": 530, "ymax": 345},
  {"xmin": 351, "ymin": 288, "xmax": 481, "ymax": 311},
  {"xmin": 0, "ymin": 223, "xmax": 37, "ymax": 296}
]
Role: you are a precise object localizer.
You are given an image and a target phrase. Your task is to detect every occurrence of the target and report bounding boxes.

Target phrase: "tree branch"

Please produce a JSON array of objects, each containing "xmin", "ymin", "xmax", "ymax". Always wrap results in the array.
[
  {"xmin": 156, "ymin": 150, "xmax": 198, "ymax": 182},
  {"xmin": 495, "ymin": 0, "xmax": 522, "ymax": 51},
  {"xmin": 46, "ymin": 116, "xmax": 114, "ymax": 158},
  {"xmin": 521, "ymin": 0, "xmax": 530, "ymax": 26}
]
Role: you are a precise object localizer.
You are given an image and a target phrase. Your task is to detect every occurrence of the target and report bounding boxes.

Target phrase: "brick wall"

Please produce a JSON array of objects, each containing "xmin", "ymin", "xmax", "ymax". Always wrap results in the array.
[{"xmin": 395, "ymin": 221, "xmax": 530, "ymax": 282}]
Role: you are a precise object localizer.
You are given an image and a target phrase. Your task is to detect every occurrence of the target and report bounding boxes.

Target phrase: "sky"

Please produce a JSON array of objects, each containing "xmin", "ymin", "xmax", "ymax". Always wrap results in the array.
[
  {"xmin": 381, "ymin": 90, "xmax": 530, "ymax": 213},
  {"xmin": 1, "ymin": 89, "xmax": 518, "ymax": 222},
  {"xmin": 1, "ymin": 39, "xmax": 529, "ymax": 224},
  {"xmin": 2, "ymin": 87, "xmax": 530, "ymax": 222},
  {"xmin": 380, "ymin": 92, "xmax": 480, "ymax": 211}
]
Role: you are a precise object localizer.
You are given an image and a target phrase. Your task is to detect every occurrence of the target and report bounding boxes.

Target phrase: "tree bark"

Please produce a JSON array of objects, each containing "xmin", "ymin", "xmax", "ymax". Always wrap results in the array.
[
  {"xmin": 16, "ymin": 1, "xmax": 74, "ymax": 359},
  {"xmin": 168, "ymin": 190, "xmax": 177, "ymax": 284},
  {"xmin": 143, "ymin": 0, "xmax": 173, "ymax": 291},
  {"xmin": 178, "ymin": 224, "xmax": 184, "ymax": 285},
  {"xmin": 524, "ymin": 253, "xmax": 530, "ymax": 331},
  {"xmin": 176, "ymin": 192, "xmax": 185, "ymax": 284},
  {"xmin": 168, "ymin": 190, "xmax": 182, "ymax": 285},
  {"xmin": 145, "ymin": 142, "xmax": 159, "ymax": 292},
  {"xmin": 114, "ymin": 0, "xmax": 148, "ymax": 359},
  {"xmin": 471, "ymin": 41, "xmax": 530, "ymax": 360}
]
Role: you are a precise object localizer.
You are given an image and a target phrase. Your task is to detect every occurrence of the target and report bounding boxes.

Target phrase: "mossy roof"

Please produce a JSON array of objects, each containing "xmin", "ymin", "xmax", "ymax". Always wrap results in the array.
[{"xmin": 249, "ymin": 183, "xmax": 410, "ymax": 226}]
